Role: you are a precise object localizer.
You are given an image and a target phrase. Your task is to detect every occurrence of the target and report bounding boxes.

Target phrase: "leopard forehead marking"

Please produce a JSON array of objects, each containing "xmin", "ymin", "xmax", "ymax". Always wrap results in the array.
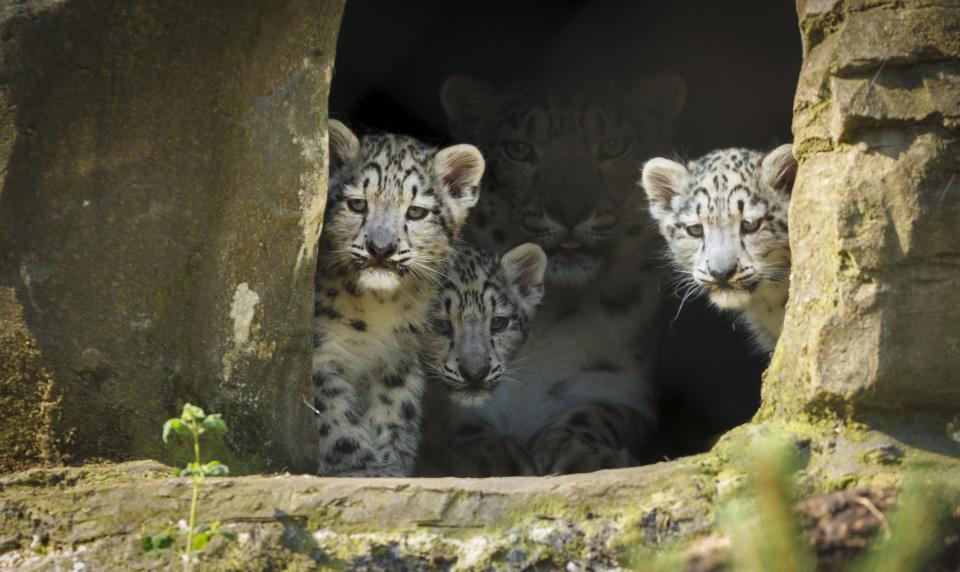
[
  {"xmin": 671, "ymin": 148, "xmax": 789, "ymax": 241},
  {"xmin": 481, "ymin": 86, "xmax": 651, "ymax": 231},
  {"xmin": 423, "ymin": 247, "xmax": 537, "ymax": 406},
  {"xmin": 677, "ymin": 149, "xmax": 778, "ymax": 219},
  {"xmin": 323, "ymin": 133, "xmax": 460, "ymax": 293}
]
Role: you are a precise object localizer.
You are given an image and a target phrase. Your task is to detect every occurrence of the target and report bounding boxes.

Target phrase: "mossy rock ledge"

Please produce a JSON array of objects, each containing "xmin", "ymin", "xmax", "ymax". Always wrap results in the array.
[{"xmin": 1, "ymin": 422, "xmax": 959, "ymax": 570}]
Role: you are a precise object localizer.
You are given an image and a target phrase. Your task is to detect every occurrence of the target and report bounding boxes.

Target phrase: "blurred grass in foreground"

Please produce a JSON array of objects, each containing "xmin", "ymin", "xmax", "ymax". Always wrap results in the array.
[{"xmin": 623, "ymin": 433, "xmax": 957, "ymax": 571}]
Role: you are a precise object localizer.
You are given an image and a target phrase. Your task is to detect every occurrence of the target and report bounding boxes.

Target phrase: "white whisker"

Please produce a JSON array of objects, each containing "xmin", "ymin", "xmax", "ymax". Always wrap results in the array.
[{"xmin": 671, "ymin": 282, "xmax": 702, "ymax": 327}]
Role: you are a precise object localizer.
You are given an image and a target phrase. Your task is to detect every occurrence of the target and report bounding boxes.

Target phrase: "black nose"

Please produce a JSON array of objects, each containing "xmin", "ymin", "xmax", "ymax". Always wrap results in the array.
[
  {"xmin": 709, "ymin": 265, "xmax": 737, "ymax": 283},
  {"xmin": 459, "ymin": 362, "xmax": 491, "ymax": 386},
  {"xmin": 545, "ymin": 191, "xmax": 593, "ymax": 229},
  {"xmin": 365, "ymin": 239, "xmax": 397, "ymax": 260}
]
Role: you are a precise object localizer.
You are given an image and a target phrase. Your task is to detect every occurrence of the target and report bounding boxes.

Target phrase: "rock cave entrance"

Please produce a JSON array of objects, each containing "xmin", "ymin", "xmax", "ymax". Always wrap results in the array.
[
  {"xmin": 0, "ymin": 0, "xmax": 802, "ymax": 478},
  {"xmin": 329, "ymin": 0, "xmax": 802, "ymax": 470}
]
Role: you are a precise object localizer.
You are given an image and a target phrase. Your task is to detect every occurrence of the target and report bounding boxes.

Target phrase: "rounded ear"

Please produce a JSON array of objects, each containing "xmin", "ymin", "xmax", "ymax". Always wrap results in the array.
[
  {"xmin": 631, "ymin": 71, "xmax": 687, "ymax": 119},
  {"xmin": 641, "ymin": 157, "xmax": 689, "ymax": 215},
  {"xmin": 440, "ymin": 75, "xmax": 497, "ymax": 138},
  {"xmin": 761, "ymin": 144, "xmax": 797, "ymax": 195},
  {"xmin": 435, "ymin": 144, "xmax": 485, "ymax": 214},
  {"xmin": 328, "ymin": 119, "xmax": 360, "ymax": 174},
  {"xmin": 500, "ymin": 243, "xmax": 547, "ymax": 309}
]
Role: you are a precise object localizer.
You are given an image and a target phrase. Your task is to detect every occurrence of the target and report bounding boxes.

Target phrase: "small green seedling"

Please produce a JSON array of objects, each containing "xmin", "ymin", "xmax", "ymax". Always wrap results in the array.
[{"xmin": 142, "ymin": 403, "xmax": 233, "ymax": 570}]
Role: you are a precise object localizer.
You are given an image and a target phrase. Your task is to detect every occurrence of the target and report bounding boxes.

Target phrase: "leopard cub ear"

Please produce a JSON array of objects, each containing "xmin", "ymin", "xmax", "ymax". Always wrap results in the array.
[
  {"xmin": 500, "ymin": 243, "xmax": 547, "ymax": 311},
  {"xmin": 328, "ymin": 119, "xmax": 360, "ymax": 175},
  {"xmin": 761, "ymin": 143, "xmax": 797, "ymax": 196},
  {"xmin": 640, "ymin": 157, "xmax": 690, "ymax": 219},
  {"xmin": 435, "ymin": 144, "xmax": 485, "ymax": 226}
]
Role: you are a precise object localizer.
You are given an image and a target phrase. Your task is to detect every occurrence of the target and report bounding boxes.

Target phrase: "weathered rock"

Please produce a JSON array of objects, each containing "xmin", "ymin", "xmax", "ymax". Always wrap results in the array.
[
  {"xmin": 0, "ymin": 0, "xmax": 345, "ymax": 472},
  {"xmin": 764, "ymin": 0, "xmax": 960, "ymax": 432},
  {"xmin": 1, "ymin": 438, "xmax": 958, "ymax": 570},
  {"xmin": 0, "ymin": 287, "xmax": 62, "ymax": 472},
  {"xmin": 0, "ymin": 460, "xmax": 718, "ymax": 570}
]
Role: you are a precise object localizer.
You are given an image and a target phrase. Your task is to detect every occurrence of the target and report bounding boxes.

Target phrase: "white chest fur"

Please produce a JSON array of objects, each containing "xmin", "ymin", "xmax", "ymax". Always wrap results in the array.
[
  {"xmin": 740, "ymin": 280, "xmax": 789, "ymax": 352},
  {"xmin": 315, "ymin": 284, "xmax": 428, "ymax": 384}
]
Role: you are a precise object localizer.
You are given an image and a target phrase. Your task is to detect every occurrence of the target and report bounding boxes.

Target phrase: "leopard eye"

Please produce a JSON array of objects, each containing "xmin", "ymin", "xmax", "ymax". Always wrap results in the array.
[
  {"xmin": 598, "ymin": 136, "xmax": 631, "ymax": 160},
  {"xmin": 436, "ymin": 320, "xmax": 452, "ymax": 336},
  {"xmin": 686, "ymin": 224, "xmax": 704, "ymax": 238},
  {"xmin": 406, "ymin": 206, "xmax": 429, "ymax": 221},
  {"xmin": 346, "ymin": 198, "xmax": 367, "ymax": 214},
  {"xmin": 501, "ymin": 140, "xmax": 535, "ymax": 163},
  {"xmin": 490, "ymin": 316, "xmax": 509, "ymax": 333},
  {"xmin": 741, "ymin": 219, "xmax": 761, "ymax": 234}
]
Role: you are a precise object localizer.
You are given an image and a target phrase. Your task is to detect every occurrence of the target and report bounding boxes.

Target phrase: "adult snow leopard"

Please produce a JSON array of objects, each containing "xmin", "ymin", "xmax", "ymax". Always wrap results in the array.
[
  {"xmin": 641, "ymin": 145, "xmax": 796, "ymax": 351},
  {"xmin": 311, "ymin": 120, "xmax": 483, "ymax": 477},
  {"xmin": 439, "ymin": 73, "xmax": 685, "ymax": 473}
]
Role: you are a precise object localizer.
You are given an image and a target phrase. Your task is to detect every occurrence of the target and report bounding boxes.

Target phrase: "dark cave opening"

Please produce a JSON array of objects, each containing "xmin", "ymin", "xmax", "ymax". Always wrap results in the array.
[{"xmin": 328, "ymin": 0, "xmax": 802, "ymax": 469}]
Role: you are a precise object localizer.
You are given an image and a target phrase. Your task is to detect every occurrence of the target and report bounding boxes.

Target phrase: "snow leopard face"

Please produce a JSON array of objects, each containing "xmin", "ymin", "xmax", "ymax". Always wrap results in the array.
[
  {"xmin": 424, "ymin": 243, "xmax": 546, "ymax": 407},
  {"xmin": 440, "ymin": 74, "xmax": 685, "ymax": 290},
  {"xmin": 324, "ymin": 120, "xmax": 483, "ymax": 292},
  {"xmin": 642, "ymin": 145, "xmax": 796, "ymax": 310}
]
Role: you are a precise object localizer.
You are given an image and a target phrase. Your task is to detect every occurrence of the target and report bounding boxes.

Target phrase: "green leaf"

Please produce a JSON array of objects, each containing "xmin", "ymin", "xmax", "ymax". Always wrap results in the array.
[
  {"xmin": 190, "ymin": 521, "xmax": 232, "ymax": 550},
  {"xmin": 181, "ymin": 403, "xmax": 205, "ymax": 421},
  {"xmin": 141, "ymin": 528, "xmax": 177, "ymax": 557},
  {"xmin": 201, "ymin": 413, "xmax": 228, "ymax": 434},
  {"xmin": 162, "ymin": 418, "xmax": 189, "ymax": 443},
  {"xmin": 192, "ymin": 523, "xmax": 217, "ymax": 551},
  {"xmin": 179, "ymin": 463, "xmax": 204, "ymax": 478},
  {"xmin": 201, "ymin": 461, "xmax": 230, "ymax": 477},
  {"xmin": 192, "ymin": 531, "xmax": 213, "ymax": 551}
]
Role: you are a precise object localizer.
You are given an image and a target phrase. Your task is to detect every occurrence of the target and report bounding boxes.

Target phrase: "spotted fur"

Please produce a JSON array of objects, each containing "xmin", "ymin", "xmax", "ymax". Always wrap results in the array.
[
  {"xmin": 417, "ymin": 243, "xmax": 547, "ymax": 477},
  {"xmin": 311, "ymin": 120, "xmax": 483, "ymax": 477},
  {"xmin": 438, "ymin": 75, "xmax": 686, "ymax": 474},
  {"xmin": 642, "ymin": 145, "xmax": 796, "ymax": 351},
  {"xmin": 424, "ymin": 243, "xmax": 547, "ymax": 405},
  {"xmin": 528, "ymin": 402, "xmax": 645, "ymax": 475}
]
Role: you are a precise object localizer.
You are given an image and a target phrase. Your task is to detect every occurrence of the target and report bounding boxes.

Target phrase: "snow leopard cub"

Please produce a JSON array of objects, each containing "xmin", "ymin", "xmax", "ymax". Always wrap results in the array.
[
  {"xmin": 418, "ymin": 243, "xmax": 547, "ymax": 477},
  {"xmin": 641, "ymin": 145, "xmax": 797, "ymax": 351},
  {"xmin": 311, "ymin": 120, "xmax": 483, "ymax": 477}
]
